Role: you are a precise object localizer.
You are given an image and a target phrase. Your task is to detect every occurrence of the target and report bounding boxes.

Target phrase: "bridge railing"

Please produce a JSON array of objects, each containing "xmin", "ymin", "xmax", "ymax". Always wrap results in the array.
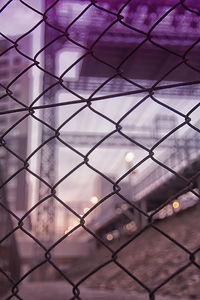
[{"xmin": 133, "ymin": 127, "xmax": 200, "ymax": 203}]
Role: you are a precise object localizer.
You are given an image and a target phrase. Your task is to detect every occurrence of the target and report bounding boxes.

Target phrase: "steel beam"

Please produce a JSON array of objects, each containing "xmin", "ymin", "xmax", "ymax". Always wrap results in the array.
[{"xmin": 59, "ymin": 131, "xmax": 200, "ymax": 150}]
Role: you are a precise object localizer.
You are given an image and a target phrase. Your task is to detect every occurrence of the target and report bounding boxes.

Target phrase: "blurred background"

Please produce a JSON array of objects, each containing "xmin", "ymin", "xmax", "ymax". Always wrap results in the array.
[{"xmin": 0, "ymin": 0, "xmax": 200, "ymax": 299}]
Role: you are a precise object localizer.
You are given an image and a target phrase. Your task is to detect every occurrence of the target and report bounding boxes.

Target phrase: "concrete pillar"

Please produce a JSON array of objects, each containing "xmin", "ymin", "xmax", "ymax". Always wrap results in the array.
[{"xmin": 136, "ymin": 199, "xmax": 147, "ymax": 230}]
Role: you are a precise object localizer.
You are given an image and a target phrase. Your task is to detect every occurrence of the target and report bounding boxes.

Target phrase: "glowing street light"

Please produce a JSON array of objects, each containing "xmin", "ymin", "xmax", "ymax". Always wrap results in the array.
[
  {"xmin": 125, "ymin": 151, "xmax": 135, "ymax": 163},
  {"xmin": 106, "ymin": 233, "xmax": 114, "ymax": 241},
  {"xmin": 172, "ymin": 200, "xmax": 180, "ymax": 210},
  {"xmin": 64, "ymin": 220, "xmax": 79, "ymax": 235},
  {"xmin": 90, "ymin": 196, "xmax": 98, "ymax": 204},
  {"xmin": 83, "ymin": 207, "xmax": 90, "ymax": 214},
  {"xmin": 64, "ymin": 225, "xmax": 73, "ymax": 235}
]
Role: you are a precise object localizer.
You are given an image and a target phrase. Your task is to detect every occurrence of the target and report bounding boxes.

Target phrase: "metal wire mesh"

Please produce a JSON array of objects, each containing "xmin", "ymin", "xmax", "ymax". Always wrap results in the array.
[{"xmin": 0, "ymin": 0, "xmax": 200, "ymax": 299}]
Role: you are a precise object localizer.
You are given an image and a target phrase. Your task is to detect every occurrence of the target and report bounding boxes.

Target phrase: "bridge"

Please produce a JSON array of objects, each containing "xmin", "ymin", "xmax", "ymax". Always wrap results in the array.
[
  {"xmin": 86, "ymin": 123, "xmax": 200, "ymax": 238},
  {"xmin": 135, "ymin": 154, "xmax": 200, "ymax": 211},
  {"xmin": 90, "ymin": 152, "xmax": 200, "ymax": 239}
]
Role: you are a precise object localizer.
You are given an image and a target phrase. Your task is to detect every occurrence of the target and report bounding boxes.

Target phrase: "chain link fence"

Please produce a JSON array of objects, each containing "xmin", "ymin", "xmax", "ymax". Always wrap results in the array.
[{"xmin": 0, "ymin": 0, "xmax": 200, "ymax": 299}]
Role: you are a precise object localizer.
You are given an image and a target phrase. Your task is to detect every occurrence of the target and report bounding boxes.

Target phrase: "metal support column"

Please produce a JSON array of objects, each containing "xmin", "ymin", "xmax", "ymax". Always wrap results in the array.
[{"xmin": 35, "ymin": 0, "xmax": 58, "ymax": 252}]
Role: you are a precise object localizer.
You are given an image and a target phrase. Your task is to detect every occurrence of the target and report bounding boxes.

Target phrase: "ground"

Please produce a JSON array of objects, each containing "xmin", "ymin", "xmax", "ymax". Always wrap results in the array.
[
  {"xmin": 67, "ymin": 203, "xmax": 200, "ymax": 299},
  {"xmin": 1, "ymin": 203, "xmax": 200, "ymax": 299}
]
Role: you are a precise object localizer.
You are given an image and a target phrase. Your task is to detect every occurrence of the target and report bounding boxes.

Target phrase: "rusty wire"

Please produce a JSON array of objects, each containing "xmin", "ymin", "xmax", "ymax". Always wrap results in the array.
[{"xmin": 0, "ymin": 0, "xmax": 200, "ymax": 299}]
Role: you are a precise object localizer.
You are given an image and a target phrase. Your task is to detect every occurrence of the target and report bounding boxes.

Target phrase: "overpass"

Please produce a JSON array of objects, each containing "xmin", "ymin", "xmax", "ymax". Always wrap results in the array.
[
  {"xmin": 135, "ymin": 155, "xmax": 200, "ymax": 212},
  {"xmin": 91, "ymin": 153, "xmax": 200, "ymax": 239},
  {"xmin": 90, "ymin": 132, "xmax": 200, "ymax": 238}
]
